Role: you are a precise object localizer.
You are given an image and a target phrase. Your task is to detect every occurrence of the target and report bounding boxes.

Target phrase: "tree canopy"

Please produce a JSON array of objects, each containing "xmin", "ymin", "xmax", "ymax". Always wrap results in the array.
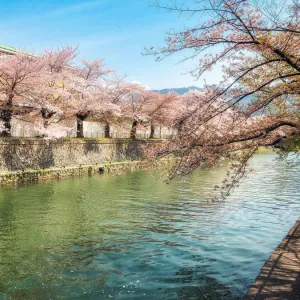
[{"xmin": 144, "ymin": 0, "xmax": 300, "ymax": 197}]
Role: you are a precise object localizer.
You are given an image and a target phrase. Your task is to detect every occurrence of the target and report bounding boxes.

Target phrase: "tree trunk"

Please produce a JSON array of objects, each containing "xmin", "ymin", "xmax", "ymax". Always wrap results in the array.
[
  {"xmin": 77, "ymin": 119, "xmax": 84, "ymax": 138},
  {"xmin": 0, "ymin": 108, "xmax": 12, "ymax": 137},
  {"xmin": 104, "ymin": 123, "xmax": 110, "ymax": 138},
  {"xmin": 1, "ymin": 95, "xmax": 14, "ymax": 136},
  {"xmin": 130, "ymin": 120, "xmax": 138, "ymax": 139},
  {"xmin": 40, "ymin": 108, "xmax": 57, "ymax": 136},
  {"xmin": 176, "ymin": 120, "xmax": 184, "ymax": 138},
  {"xmin": 76, "ymin": 114, "xmax": 89, "ymax": 138},
  {"xmin": 150, "ymin": 124, "xmax": 155, "ymax": 139}
]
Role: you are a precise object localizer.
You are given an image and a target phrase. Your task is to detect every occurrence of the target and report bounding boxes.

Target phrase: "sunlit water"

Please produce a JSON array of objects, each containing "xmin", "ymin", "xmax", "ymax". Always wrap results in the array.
[{"xmin": 0, "ymin": 153, "xmax": 299, "ymax": 300}]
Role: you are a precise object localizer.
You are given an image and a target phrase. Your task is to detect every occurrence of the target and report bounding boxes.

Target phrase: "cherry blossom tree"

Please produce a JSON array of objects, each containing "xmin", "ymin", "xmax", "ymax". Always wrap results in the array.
[
  {"xmin": 0, "ymin": 46, "xmax": 80, "ymax": 138},
  {"xmin": 0, "ymin": 46, "xmax": 119, "ymax": 139},
  {"xmin": 36, "ymin": 46, "xmax": 78, "ymax": 134},
  {"xmin": 144, "ymin": 0, "xmax": 300, "ymax": 195},
  {"xmin": 0, "ymin": 52, "xmax": 46, "ymax": 136},
  {"xmin": 148, "ymin": 91, "xmax": 180, "ymax": 138},
  {"xmin": 118, "ymin": 82, "xmax": 179, "ymax": 139},
  {"xmin": 70, "ymin": 58, "xmax": 116, "ymax": 137},
  {"xmin": 101, "ymin": 76, "xmax": 148, "ymax": 138}
]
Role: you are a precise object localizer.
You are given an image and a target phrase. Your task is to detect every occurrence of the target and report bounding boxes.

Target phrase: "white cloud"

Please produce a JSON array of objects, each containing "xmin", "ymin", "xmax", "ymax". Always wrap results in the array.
[{"xmin": 132, "ymin": 81, "xmax": 150, "ymax": 90}]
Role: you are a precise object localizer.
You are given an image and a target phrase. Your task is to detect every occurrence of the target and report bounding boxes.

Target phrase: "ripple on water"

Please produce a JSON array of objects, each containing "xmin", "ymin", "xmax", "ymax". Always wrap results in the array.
[{"xmin": 0, "ymin": 154, "xmax": 299, "ymax": 300}]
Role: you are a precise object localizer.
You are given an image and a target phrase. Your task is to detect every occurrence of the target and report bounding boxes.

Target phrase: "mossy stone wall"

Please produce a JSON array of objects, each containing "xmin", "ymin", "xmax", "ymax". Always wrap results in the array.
[{"xmin": 0, "ymin": 138, "xmax": 149, "ymax": 172}]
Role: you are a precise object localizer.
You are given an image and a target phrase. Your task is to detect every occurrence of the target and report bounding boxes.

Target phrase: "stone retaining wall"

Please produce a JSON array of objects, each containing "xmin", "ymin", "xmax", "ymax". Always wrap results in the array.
[{"xmin": 0, "ymin": 138, "xmax": 151, "ymax": 173}]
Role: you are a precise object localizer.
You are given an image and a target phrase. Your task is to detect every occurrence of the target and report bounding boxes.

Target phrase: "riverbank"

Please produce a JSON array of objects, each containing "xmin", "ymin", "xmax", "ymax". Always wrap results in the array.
[
  {"xmin": 0, "ymin": 137, "xmax": 154, "ymax": 172},
  {"xmin": 0, "ymin": 137, "xmax": 277, "ymax": 185},
  {"xmin": 0, "ymin": 160, "xmax": 148, "ymax": 185},
  {"xmin": 0, "ymin": 138, "xmax": 171, "ymax": 185},
  {"xmin": 245, "ymin": 218, "xmax": 300, "ymax": 299}
]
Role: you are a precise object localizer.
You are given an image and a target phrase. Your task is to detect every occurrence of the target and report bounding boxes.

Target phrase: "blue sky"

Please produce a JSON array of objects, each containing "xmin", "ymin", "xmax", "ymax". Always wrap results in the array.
[{"xmin": 0, "ymin": 0, "xmax": 222, "ymax": 89}]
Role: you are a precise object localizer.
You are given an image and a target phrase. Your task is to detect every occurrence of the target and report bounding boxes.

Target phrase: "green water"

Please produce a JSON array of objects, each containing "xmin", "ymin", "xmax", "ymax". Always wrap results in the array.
[{"xmin": 0, "ymin": 154, "xmax": 299, "ymax": 300}]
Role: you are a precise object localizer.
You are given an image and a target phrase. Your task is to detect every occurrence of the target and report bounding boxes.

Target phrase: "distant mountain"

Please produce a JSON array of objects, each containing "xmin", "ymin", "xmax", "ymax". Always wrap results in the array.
[
  {"xmin": 153, "ymin": 86, "xmax": 256, "ymax": 106},
  {"xmin": 152, "ymin": 86, "xmax": 203, "ymax": 95}
]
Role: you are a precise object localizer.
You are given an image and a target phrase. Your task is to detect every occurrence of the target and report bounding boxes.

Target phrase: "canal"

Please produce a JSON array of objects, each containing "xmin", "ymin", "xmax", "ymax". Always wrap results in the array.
[{"xmin": 0, "ymin": 153, "xmax": 299, "ymax": 299}]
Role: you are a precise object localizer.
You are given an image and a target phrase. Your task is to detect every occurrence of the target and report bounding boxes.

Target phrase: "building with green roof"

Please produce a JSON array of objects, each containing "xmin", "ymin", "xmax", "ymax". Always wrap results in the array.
[
  {"xmin": 0, "ymin": 44, "xmax": 36, "ymax": 57},
  {"xmin": 0, "ymin": 44, "xmax": 20, "ymax": 55}
]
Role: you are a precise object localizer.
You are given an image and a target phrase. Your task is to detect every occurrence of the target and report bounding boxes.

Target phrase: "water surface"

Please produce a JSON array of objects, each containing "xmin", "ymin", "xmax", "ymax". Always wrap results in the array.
[{"xmin": 0, "ymin": 153, "xmax": 299, "ymax": 299}]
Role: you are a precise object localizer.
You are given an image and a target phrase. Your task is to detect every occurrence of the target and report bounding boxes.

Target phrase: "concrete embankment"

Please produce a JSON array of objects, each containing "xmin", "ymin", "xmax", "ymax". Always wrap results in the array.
[
  {"xmin": 245, "ymin": 218, "xmax": 300, "ymax": 299},
  {"xmin": 0, "ymin": 161, "xmax": 147, "ymax": 185}
]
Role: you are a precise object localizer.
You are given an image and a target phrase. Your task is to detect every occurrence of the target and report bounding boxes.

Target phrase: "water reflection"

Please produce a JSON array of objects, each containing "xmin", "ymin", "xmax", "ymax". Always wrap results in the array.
[{"xmin": 0, "ymin": 154, "xmax": 299, "ymax": 299}]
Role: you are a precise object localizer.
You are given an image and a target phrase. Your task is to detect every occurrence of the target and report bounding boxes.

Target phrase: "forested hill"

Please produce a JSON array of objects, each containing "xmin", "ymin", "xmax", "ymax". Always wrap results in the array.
[
  {"xmin": 153, "ymin": 86, "xmax": 255, "ymax": 106},
  {"xmin": 152, "ymin": 86, "xmax": 203, "ymax": 95}
]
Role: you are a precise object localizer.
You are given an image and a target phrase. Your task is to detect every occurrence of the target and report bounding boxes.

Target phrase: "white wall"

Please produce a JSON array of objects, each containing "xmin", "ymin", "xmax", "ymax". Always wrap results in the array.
[{"xmin": 83, "ymin": 121, "xmax": 106, "ymax": 138}]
